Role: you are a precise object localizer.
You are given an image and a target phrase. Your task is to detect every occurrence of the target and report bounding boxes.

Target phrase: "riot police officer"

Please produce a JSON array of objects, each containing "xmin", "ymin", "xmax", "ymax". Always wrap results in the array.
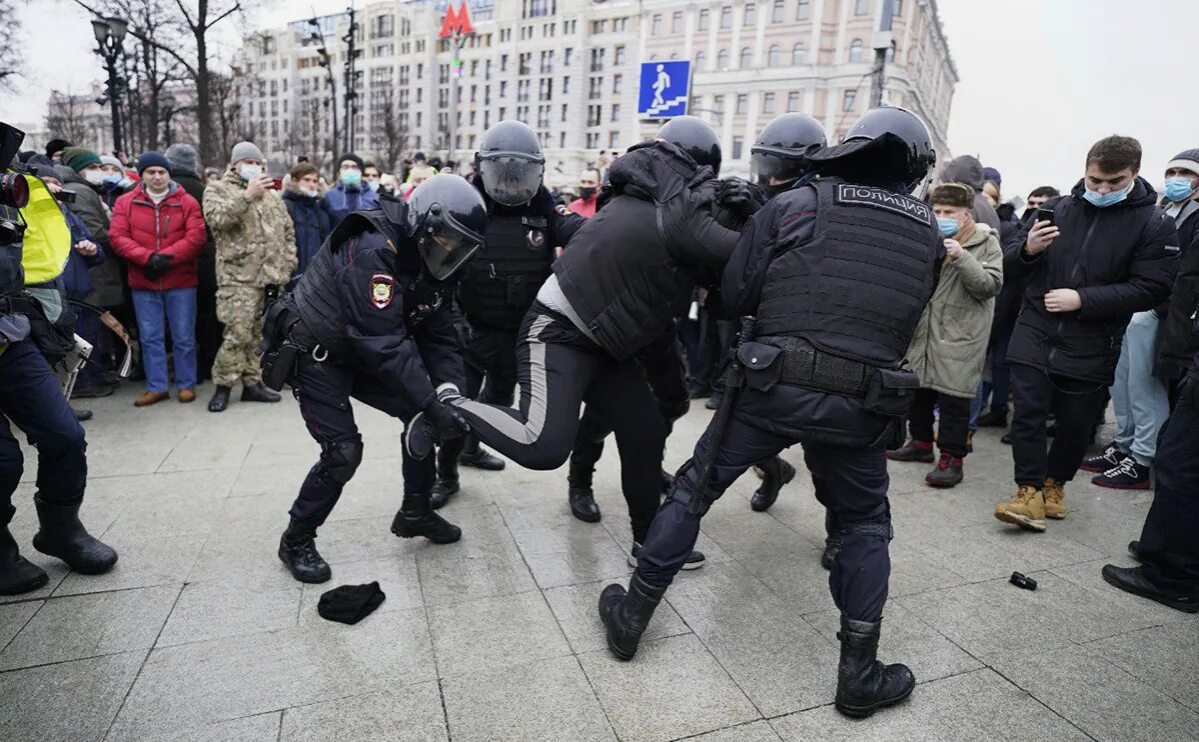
[
  {"xmin": 264, "ymin": 175, "xmax": 485, "ymax": 584},
  {"xmin": 0, "ymin": 125, "xmax": 117, "ymax": 595},
  {"xmin": 598, "ymin": 107, "xmax": 942, "ymax": 720},
  {"xmin": 431, "ymin": 121, "xmax": 585, "ymax": 509},
  {"xmin": 447, "ymin": 116, "xmax": 750, "ymax": 565}
]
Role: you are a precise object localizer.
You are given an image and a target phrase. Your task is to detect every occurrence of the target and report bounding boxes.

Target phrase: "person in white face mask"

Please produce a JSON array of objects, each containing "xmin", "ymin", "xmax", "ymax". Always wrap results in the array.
[
  {"xmin": 200, "ymin": 140, "xmax": 298, "ymax": 412},
  {"xmin": 282, "ymin": 162, "xmax": 334, "ymax": 290}
]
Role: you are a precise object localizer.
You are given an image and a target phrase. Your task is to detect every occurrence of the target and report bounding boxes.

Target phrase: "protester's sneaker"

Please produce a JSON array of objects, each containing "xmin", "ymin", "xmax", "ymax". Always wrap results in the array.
[
  {"xmin": 925, "ymin": 453, "xmax": 963, "ymax": 488},
  {"xmin": 1092, "ymin": 457, "xmax": 1151, "ymax": 491},
  {"xmin": 628, "ymin": 542, "xmax": 705, "ymax": 570},
  {"xmin": 1043, "ymin": 478, "xmax": 1066, "ymax": 520},
  {"xmin": 886, "ymin": 439, "xmax": 935, "ymax": 463},
  {"xmin": 1081, "ymin": 442, "xmax": 1124, "ymax": 473},
  {"xmin": 994, "ymin": 486, "xmax": 1047, "ymax": 532}
]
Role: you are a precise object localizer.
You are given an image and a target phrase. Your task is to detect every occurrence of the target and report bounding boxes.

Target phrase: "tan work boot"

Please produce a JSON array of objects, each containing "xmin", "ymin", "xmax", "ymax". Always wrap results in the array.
[
  {"xmin": 1043, "ymin": 478, "xmax": 1066, "ymax": 519},
  {"xmin": 994, "ymin": 486, "xmax": 1047, "ymax": 532}
]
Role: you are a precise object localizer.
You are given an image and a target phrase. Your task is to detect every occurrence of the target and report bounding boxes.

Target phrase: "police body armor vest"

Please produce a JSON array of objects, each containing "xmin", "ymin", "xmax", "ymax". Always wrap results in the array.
[
  {"xmin": 289, "ymin": 209, "xmax": 447, "ymax": 360},
  {"xmin": 458, "ymin": 210, "xmax": 553, "ymax": 331},
  {"xmin": 755, "ymin": 177, "xmax": 938, "ymax": 367}
]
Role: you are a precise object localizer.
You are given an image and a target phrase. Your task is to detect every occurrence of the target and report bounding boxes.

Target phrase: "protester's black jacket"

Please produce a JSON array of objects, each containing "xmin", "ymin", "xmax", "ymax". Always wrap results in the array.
[
  {"xmin": 1156, "ymin": 227, "xmax": 1199, "ymax": 380},
  {"xmin": 553, "ymin": 141, "xmax": 741, "ymax": 360},
  {"xmin": 1005, "ymin": 177, "xmax": 1179, "ymax": 384}
]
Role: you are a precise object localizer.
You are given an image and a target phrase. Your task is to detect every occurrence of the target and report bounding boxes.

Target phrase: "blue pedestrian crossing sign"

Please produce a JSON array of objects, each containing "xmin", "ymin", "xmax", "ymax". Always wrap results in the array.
[{"xmin": 637, "ymin": 60, "xmax": 692, "ymax": 118}]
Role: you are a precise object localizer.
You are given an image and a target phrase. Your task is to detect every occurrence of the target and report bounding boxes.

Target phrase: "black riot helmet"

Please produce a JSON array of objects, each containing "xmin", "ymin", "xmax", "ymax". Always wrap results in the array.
[
  {"xmin": 396, "ymin": 174, "xmax": 488, "ymax": 280},
  {"xmin": 475, "ymin": 120, "xmax": 546, "ymax": 206},
  {"xmin": 750, "ymin": 113, "xmax": 827, "ymax": 186},
  {"xmin": 657, "ymin": 115, "xmax": 721, "ymax": 175},
  {"xmin": 807, "ymin": 105, "xmax": 936, "ymax": 192}
]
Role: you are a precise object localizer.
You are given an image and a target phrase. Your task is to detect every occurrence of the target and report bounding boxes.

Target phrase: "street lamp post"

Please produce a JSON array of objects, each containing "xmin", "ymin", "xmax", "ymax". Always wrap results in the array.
[
  {"xmin": 91, "ymin": 16, "xmax": 128, "ymax": 157},
  {"xmin": 160, "ymin": 90, "xmax": 176, "ymax": 144},
  {"xmin": 306, "ymin": 18, "xmax": 340, "ymax": 171}
]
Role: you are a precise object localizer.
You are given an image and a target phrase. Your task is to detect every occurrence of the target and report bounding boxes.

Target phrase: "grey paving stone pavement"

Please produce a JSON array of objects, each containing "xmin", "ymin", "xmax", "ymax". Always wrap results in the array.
[{"xmin": 0, "ymin": 388, "xmax": 1194, "ymax": 740}]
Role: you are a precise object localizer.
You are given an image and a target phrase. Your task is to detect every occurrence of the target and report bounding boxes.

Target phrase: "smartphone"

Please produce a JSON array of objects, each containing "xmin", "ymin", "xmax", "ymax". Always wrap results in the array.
[
  {"xmin": 270, "ymin": 177, "xmax": 283, "ymax": 190},
  {"xmin": 1035, "ymin": 208, "xmax": 1055, "ymax": 227}
]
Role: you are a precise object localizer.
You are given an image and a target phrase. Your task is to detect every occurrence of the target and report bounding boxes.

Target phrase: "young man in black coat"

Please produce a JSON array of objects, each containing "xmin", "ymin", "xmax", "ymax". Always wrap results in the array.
[{"xmin": 995, "ymin": 136, "xmax": 1179, "ymax": 533}]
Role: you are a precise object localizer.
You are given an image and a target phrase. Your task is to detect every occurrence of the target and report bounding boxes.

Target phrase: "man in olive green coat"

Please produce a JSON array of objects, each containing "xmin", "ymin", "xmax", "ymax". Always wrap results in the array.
[
  {"xmin": 202, "ymin": 141, "xmax": 297, "ymax": 412},
  {"xmin": 888, "ymin": 183, "xmax": 1004, "ymax": 487}
]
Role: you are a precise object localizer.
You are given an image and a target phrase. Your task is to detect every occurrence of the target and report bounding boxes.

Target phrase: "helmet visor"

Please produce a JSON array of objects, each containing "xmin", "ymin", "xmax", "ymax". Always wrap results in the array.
[
  {"xmin": 750, "ymin": 150, "xmax": 801, "ymax": 185},
  {"xmin": 420, "ymin": 219, "xmax": 483, "ymax": 281},
  {"xmin": 479, "ymin": 154, "xmax": 544, "ymax": 206}
]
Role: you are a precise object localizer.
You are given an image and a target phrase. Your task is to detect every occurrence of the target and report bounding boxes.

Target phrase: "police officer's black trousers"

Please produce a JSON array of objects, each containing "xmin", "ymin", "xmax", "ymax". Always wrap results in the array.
[
  {"xmin": 439, "ymin": 326, "xmax": 517, "ymax": 469},
  {"xmin": 1134, "ymin": 392, "xmax": 1199, "ymax": 595},
  {"xmin": 289, "ymin": 354, "xmax": 429, "ymax": 527},
  {"xmin": 0, "ymin": 338, "xmax": 89, "ymax": 526},
  {"xmin": 636, "ymin": 415, "xmax": 893, "ymax": 623},
  {"xmin": 453, "ymin": 308, "xmax": 666, "ymax": 543}
]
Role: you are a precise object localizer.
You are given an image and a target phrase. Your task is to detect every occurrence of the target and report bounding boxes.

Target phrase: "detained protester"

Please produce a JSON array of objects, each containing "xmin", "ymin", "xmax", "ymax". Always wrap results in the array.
[
  {"xmin": 597, "ymin": 107, "xmax": 942, "ymax": 720},
  {"xmin": 262, "ymin": 175, "xmax": 485, "ymax": 584}
]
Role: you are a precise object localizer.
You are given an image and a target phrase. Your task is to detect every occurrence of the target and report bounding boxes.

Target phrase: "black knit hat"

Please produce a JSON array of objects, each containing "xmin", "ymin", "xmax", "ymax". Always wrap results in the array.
[
  {"xmin": 136, "ymin": 151, "xmax": 173, "ymax": 176},
  {"xmin": 337, "ymin": 152, "xmax": 364, "ymax": 170},
  {"xmin": 1166, "ymin": 149, "xmax": 1199, "ymax": 175}
]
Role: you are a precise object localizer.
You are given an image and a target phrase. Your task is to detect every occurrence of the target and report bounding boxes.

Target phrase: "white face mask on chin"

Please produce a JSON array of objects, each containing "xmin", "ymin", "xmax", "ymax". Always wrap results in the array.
[{"xmin": 84, "ymin": 170, "xmax": 105, "ymax": 186}]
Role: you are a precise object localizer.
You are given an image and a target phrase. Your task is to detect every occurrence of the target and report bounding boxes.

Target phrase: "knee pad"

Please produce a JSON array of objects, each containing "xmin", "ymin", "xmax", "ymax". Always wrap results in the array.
[
  {"xmin": 321, "ymin": 437, "xmax": 363, "ymax": 485},
  {"xmin": 837, "ymin": 501, "xmax": 893, "ymax": 541},
  {"xmin": 663, "ymin": 458, "xmax": 711, "ymax": 515}
]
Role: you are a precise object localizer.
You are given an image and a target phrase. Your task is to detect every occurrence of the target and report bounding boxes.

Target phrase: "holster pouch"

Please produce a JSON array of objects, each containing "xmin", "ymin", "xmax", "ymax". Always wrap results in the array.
[
  {"xmin": 863, "ymin": 367, "xmax": 921, "ymax": 418},
  {"xmin": 258, "ymin": 301, "xmax": 299, "ymax": 391},
  {"xmin": 736, "ymin": 342, "xmax": 783, "ymax": 392}
]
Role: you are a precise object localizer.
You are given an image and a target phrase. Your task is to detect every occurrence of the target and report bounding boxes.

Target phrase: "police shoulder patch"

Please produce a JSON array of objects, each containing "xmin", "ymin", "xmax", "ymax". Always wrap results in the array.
[
  {"xmin": 835, "ymin": 183, "xmax": 932, "ymax": 224},
  {"xmin": 370, "ymin": 273, "xmax": 395, "ymax": 309},
  {"xmin": 555, "ymin": 204, "xmax": 572, "ymax": 217}
]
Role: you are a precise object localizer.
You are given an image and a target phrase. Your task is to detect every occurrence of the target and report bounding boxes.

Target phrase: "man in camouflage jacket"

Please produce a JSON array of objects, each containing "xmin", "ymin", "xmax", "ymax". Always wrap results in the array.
[{"xmin": 201, "ymin": 141, "xmax": 297, "ymax": 412}]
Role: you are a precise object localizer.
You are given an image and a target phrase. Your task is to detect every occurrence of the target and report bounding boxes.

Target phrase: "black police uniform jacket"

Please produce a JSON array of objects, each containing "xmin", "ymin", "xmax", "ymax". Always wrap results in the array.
[
  {"xmin": 287, "ymin": 210, "xmax": 465, "ymax": 411},
  {"xmin": 1004, "ymin": 177, "xmax": 1178, "ymax": 385},
  {"xmin": 721, "ymin": 177, "xmax": 942, "ymax": 447},
  {"xmin": 458, "ymin": 180, "xmax": 585, "ymax": 332},
  {"xmin": 553, "ymin": 141, "xmax": 742, "ymax": 361}
]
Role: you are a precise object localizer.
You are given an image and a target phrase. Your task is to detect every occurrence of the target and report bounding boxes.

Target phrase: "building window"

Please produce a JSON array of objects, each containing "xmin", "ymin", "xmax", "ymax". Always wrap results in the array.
[
  {"xmin": 588, "ymin": 77, "xmax": 603, "ymax": 99},
  {"xmin": 842, "ymin": 89, "xmax": 857, "ymax": 112},
  {"xmin": 652, "ymin": 14, "xmax": 662, "ymax": 35},
  {"xmin": 736, "ymin": 94, "xmax": 747, "ymax": 114},
  {"xmin": 672, "ymin": 11, "xmax": 683, "ymax": 33},
  {"xmin": 762, "ymin": 92, "xmax": 775, "ymax": 114},
  {"xmin": 713, "ymin": 94, "xmax": 725, "ymax": 114},
  {"xmin": 587, "ymin": 105, "xmax": 601, "ymax": 126},
  {"xmin": 500, "ymin": 54, "xmax": 508, "ymax": 72},
  {"xmin": 500, "ymin": 80, "xmax": 508, "ymax": 97},
  {"xmin": 855, "ymin": 0, "xmax": 870, "ymax": 15},
  {"xmin": 767, "ymin": 44, "xmax": 780, "ymax": 66},
  {"xmin": 613, "ymin": 17, "xmax": 628, "ymax": 32},
  {"xmin": 797, "ymin": 0, "xmax": 811, "ymax": 20},
  {"xmin": 740, "ymin": 47, "xmax": 752, "ymax": 68},
  {"xmin": 612, "ymin": 73, "xmax": 622, "ymax": 94},
  {"xmin": 563, "ymin": 76, "xmax": 570, "ymax": 94},
  {"xmin": 792, "ymin": 43, "xmax": 806, "ymax": 65},
  {"xmin": 744, "ymin": 3, "xmax": 755, "ymax": 24},
  {"xmin": 698, "ymin": 9, "xmax": 710, "ymax": 30},
  {"xmin": 611, "ymin": 103, "xmax": 621, "ymax": 122},
  {"xmin": 615, "ymin": 45, "xmax": 625, "ymax": 65},
  {"xmin": 561, "ymin": 104, "xmax": 568, "ymax": 122},
  {"xmin": 590, "ymin": 47, "xmax": 606, "ymax": 72},
  {"xmin": 591, "ymin": 19, "xmax": 606, "ymax": 34},
  {"xmin": 587, "ymin": 132, "xmax": 600, "ymax": 148},
  {"xmin": 720, "ymin": 6, "xmax": 732, "ymax": 28},
  {"xmin": 787, "ymin": 91, "xmax": 800, "ymax": 112},
  {"xmin": 717, "ymin": 49, "xmax": 730, "ymax": 70},
  {"xmin": 732, "ymin": 136, "xmax": 743, "ymax": 160},
  {"xmin": 849, "ymin": 39, "xmax": 864, "ymax": 63},
  {"xmin": 772, "ymin": 0, "xmax": 785, "ymax": 22},
  {"xmin": 695, "ymin": 50, "xmax": 706, "ymax": 70}
]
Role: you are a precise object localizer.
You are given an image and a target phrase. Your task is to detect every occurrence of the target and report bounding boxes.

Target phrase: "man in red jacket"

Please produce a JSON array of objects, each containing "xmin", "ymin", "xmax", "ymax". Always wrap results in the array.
[{"xmin": 109, "ymin": 151, "xmax": 208, "ymax": 406}]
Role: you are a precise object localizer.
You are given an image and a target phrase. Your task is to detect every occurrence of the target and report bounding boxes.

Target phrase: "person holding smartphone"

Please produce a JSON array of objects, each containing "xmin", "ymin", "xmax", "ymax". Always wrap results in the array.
[{"xmin": 995, "ymin": 136, "xmax": 1179, "ymax": 533}]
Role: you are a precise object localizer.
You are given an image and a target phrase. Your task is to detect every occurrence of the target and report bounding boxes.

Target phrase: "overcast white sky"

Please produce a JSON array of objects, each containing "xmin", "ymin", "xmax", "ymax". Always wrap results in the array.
[{"xmin": 5, "ymin": 0, "xmax": 1197, "ymax": 199}]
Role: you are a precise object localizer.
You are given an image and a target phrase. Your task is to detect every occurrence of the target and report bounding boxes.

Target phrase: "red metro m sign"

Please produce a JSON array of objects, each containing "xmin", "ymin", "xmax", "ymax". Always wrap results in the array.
[{"xmin": 439, "ymin": 2, "xmax": 475, "ymax": 38}]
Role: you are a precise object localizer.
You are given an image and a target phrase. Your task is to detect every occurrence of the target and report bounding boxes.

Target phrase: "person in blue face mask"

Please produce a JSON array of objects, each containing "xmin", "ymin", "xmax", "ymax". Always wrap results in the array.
[
  {"xmin": 996, "ymin": 135, "xmax": 1181, "ymax": 534},
  {"xmin": 323, "ymin": 153, "xmax": 379, "ymax": 225}
]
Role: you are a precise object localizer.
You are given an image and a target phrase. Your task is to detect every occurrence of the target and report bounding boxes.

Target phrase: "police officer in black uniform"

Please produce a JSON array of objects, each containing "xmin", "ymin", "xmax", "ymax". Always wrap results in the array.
[
  {"xmin": 448, "ymin": 117, "xmax": 751, "ymax": 565},
  {"xmin": 598, "ymin": 107, "xmax": 942, "ymax": 720},
  {"xmin": 0, "ymin": 126, "xmax": 117, "ymax": 595},
  {"xmin": 431, "ymin": 121, "xmax": 585, "ymax": 509},
  {"xmin": 264, "ymin": 174, "xmax": 486, "ymax": 584}
]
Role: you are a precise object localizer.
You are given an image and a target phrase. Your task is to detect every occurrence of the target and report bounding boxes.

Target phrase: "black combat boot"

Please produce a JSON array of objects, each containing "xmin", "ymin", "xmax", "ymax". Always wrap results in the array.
[
  {"xmin": 208, "ymin": 385, "xmax": 231, "ymax": 412},
  {"xmin": 241, "ymin": 382, "xmax": 282, "ymax": 403},
  {"xmin": 277, "ymin": 519, "xmax": 331, "ymax": 584},
  {"xmin": 430, "ymin": 447, "xmax": 460, "ymax": 510},
  {"xmin": 598, "ymin": 574, "xmax": 665, "ymax": 660},
  {"xmin": 459, "ymin": 438, "xmax": 505, "ymax": 471},
  {"xmin": 821, "ymin": 510, "xmax": 842, "ymax": 571},
  {"xmin": 751, "ymin": 457, "xmax": 796, "ymax": 512},
  {"xmin": 391, "ymin": 493, "xmax": 462, "ymax": 544},
  {"xmin": 0, "ymin": 524, "xmax": 48, "ymax": 595},
  {"xmin": 834, "ymin": 616, "xmax": 916, "ymax": 718},
  {"xmin": 568, "ymin": 486, "xmax": 601, "ymax": 522},
  {"xmin": 31, "ymin": 497, "xmax": 118, "ymax": 574}
]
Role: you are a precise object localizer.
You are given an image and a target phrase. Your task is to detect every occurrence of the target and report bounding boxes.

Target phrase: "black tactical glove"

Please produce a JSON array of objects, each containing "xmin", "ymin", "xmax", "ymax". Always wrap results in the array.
[
  {"xmin": 144, "ymin": 253, "xmax": 174, "ymax": 280},
  {"xmin": 424, "ymin": 397, "xmax": 470, "ymax": 440},
  {"xmin": 716, "ymin": 177, "xmax": 765, "ymax": 221},
  {"xmin": 405, "ymin": 390, "xmax": 470, "ymax": 461}
]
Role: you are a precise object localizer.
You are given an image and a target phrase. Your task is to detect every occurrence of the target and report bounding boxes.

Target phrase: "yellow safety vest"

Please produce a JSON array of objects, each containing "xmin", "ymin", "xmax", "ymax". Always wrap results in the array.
[{"xmin": 18, "ymin": 173, "xmax": 72, "ymax": 284}]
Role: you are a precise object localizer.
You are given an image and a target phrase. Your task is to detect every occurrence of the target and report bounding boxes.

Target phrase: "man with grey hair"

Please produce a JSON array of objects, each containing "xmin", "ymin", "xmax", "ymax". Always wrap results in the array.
[{"xmin": 201, "ymin": 141, "xmax": 297, "ymax": 412}]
